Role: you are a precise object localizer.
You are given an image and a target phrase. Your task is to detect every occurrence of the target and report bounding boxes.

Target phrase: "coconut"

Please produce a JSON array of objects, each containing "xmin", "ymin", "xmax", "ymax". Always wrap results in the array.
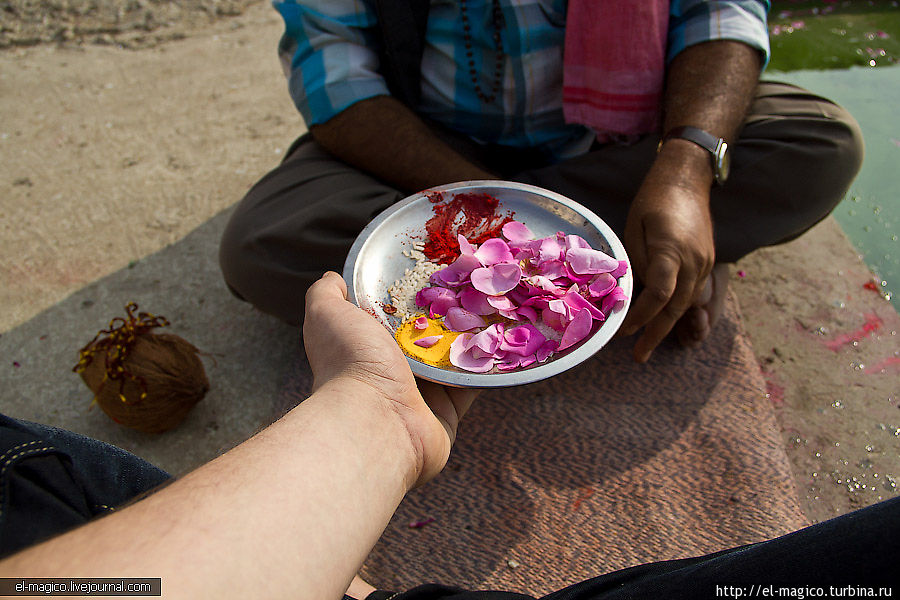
[{"xmin": 74, "ymin": 303, "xmax": 209, "ymax": 434}]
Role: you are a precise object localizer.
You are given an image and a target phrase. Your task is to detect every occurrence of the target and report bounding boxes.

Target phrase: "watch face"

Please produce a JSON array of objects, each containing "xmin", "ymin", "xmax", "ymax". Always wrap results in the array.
[{"xmin": 715, "ymin": 140, "xmax": 730, "ymax": 184}]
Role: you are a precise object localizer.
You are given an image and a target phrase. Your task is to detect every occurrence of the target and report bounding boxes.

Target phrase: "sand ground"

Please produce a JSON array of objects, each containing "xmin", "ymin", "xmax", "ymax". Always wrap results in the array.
[{"xmin": 1, "ymin": 1, "xmax": 898, "ymax": 526}]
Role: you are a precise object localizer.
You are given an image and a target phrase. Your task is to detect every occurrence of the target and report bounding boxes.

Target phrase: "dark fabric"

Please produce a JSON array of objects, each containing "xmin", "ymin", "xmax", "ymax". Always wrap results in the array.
[
  {"xmin": 0, "ymin": 414, "xmax": 171, "ymax": 558},
  {"xmin": 219, "ymin": 82, "xmax": 864, "ymax": 325},
  {"xmin": 374, "ymin": 0, "xmax": 431, "ymax": 108},
  {"xmin": 368, "ymin": 496, "xmax": 900, "ymax": 599}
]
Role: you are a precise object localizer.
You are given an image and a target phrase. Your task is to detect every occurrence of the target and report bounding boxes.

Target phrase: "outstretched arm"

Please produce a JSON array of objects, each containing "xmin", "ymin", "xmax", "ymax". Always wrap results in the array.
[
  {"xmin": 621, "ymin": 40, "xmax": 762, "ymax": 362},
  {"xmin": 0, "ymin": 273, "xmax": 477, "ymax": 600}
]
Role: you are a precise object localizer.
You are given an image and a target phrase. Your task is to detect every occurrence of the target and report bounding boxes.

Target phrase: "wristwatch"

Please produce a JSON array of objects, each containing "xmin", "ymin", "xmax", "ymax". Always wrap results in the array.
[{"xmin": 658, "ymin": 125, "xmax": 730, "ymax": 186}]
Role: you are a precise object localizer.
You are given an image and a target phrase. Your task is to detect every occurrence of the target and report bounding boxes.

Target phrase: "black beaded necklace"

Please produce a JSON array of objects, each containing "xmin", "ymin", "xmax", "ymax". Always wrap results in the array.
[{"xmin": 459, "ymin": 0, "xmax": 505, "ymax": 104}]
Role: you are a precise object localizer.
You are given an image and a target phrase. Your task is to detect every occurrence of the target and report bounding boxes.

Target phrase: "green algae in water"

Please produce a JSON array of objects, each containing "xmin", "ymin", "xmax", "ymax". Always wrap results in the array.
[{"xmin": 769, "ymin": 1, "xmax": 900, "ymax": 71}]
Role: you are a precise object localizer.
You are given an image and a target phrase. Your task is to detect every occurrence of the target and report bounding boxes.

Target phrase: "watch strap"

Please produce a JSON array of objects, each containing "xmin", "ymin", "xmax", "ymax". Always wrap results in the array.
[{"xmin": 659, "ymin": 125, "xmax": 719, "ymax": 154}]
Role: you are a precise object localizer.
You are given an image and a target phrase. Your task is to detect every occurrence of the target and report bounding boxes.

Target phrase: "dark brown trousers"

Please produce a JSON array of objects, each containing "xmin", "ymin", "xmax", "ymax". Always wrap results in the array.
[{"xmin": 219, "ymin": 82, "xmax": 864, "ymax": 325}]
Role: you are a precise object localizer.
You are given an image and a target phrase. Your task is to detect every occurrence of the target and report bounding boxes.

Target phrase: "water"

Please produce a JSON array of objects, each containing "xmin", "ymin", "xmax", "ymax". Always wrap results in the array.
[{"xmin": 767, "ymin": 65, "xmax": 900, "ymax": 310}]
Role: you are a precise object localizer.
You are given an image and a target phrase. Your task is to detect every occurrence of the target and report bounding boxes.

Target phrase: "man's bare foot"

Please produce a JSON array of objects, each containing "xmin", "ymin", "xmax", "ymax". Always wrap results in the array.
[
  {"xmin": 675, "ymin": 264, "xmax": 729, "ymax": 348},
  {"xmin": 345, "ymin": 575, "xmax": 376, "ymax": 600}
]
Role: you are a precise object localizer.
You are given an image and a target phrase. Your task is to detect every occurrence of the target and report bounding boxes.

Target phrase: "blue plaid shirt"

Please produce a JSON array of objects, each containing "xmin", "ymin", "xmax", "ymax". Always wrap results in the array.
[{"xmin": 275, "ymin": 0, "xmax": 770, "ymax": 161}]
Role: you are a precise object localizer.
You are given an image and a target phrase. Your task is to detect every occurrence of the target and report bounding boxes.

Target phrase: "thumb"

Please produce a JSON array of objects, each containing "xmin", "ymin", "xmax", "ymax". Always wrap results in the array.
[{"xmin": 305, "ymin": 271, "xmax": 349, "ymax": 311}]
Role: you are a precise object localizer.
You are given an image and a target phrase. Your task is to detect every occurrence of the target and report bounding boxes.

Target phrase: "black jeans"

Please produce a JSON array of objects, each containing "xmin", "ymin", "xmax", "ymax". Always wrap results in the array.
[
  {"xmin": 356, "ymin": 493, "xmax": 899, "ymax": 598},
  {"xmin": 2, "ymin": 414, "xmax": 896, "ymax": 596},
  {"xmin": 0, "ymin": 414, "xmax": 170, "ymax": 558}
]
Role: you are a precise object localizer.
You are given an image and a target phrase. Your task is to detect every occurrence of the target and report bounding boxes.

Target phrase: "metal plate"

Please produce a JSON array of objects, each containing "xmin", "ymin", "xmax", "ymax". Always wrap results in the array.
[{"xmin": 342, "ymin": 181, "xmax": 632, "ymax": 388}]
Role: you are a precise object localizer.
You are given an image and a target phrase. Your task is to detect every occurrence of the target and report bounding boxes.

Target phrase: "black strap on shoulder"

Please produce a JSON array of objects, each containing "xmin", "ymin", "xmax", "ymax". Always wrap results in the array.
[{"xmin": 374, "ymin": 0, "xmax": 431, "ymax": 108}]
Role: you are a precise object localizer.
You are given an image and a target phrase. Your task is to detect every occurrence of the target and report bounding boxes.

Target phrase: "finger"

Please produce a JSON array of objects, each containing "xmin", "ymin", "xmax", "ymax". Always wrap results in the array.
[
  {"xmin": 304, "ymin": 272, "xmax": 349, "ymax": 315},
  {"xmin": 621, "ymin": 252, "xmax": 679, "ymax": 336},
  {"xmin": 417, "ymin": 382, "xmax": 479, "ymax": 444},
  {"xmin": 632, "ymin": 268, "xmax": 697, "ymax": 362}
]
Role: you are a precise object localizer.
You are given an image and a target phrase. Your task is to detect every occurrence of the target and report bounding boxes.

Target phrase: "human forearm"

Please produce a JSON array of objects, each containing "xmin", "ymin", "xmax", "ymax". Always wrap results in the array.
[
  {"xmin": 0, "ymin": 380, "xmax": 418, "ymax": 600},
  {"xmin": 310, "ymin": 95, "xmax": 497, "ymax": 193},
  {"xmin": 653, "ymin": 40, "xmax": 762, "ymax": 192}
]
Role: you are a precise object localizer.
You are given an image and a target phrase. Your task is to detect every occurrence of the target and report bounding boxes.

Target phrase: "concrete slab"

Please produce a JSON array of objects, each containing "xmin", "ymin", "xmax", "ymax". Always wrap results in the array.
[{"xmin": 1, "ymin": 208, "xmax": 299, "ymax": 475}]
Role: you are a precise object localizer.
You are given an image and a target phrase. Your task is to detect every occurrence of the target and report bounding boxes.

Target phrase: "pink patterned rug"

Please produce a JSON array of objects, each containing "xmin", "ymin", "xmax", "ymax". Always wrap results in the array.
[{"xmin": 280, "ymin": 294, "xmax": 806, "ymax": 596}]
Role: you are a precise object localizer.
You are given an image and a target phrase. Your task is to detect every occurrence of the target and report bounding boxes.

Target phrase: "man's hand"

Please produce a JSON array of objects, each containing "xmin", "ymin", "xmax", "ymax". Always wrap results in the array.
[
  {"xmin": 621, "ymin": 141, "xmax": 716, "ymax": 363},
  {"xmin": 619, "ymin": 40, "xmax": 762, "ymax": 362},
  {"xmin": 303, "ymin": 272, "xmax": 478, "ymax": 486}
]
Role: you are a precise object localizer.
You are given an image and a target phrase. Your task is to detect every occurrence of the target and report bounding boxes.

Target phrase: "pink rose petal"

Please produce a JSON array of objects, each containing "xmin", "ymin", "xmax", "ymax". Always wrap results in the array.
[
  {"xmin": 458, "ymin": 287, "xmax": 495, "ymax": 315},
  {"xmin": 470, "ymin": 263, "xmax": 522, "ymax": 295},
  {"xmin": 588, "ymin": 273, "xmax": 617, "ymax": 298},
  {"xmin": 416, "ymin": 286, "xmax": 456, "ymax": 307},
  {"xmin": 566, "ymin": 247, "xmax": 619, "ymax": 275},
  {"xmin": 536, "ymin": 339, "xmax": 558, "ymax": 362},
  {"xmin": 474, "ymin": 238, "xmax": 514, "ymax": 266},
  {"xmin": 563, "ymin": 289, "xmax": 605, "ymax": 321},
  {"xmin": 611, "ymin": 260, "xmax": 628, "ymax": 278},
  {"xmin": 414, "ymin": 316, "xmax": 429, "ymax": 329},
  {"xmin": 466, "ymin": 323, "xmax": 504, "ymax": 354},
  {"xmin": 414, "ymin": 335, "xmax": 443, "ymax": 348},
  {"xmin": 537, "ymin": 260, "xmax": 568, "ymax": 280},
  {"xmin": 523, "ymin": 275, "xmax": 564, "ymax": 297},
  {"xmin": 516, "ymin": 305, "xmax": 539, "ymax": 323},
  {"xmin": 434, "ymin": 254, "xmax": 480, "ymax": 286},
  {"xmin": 457, "ymin": 234, "xmax": 477, "ymax": 256},
  {"xmin": 486, "ymin": 295, "xmax": 516, "ymax": 311},
  {"xmin": 557, "ymin": 308, "xmax": 593, "ymax": 352},
  {"xmin": 445, "ymin": 307, "xmax": 486, "ymax": 331},
  {"xmin": 501, "ymin": 221, "xmax": 534, "ymax": 242},
  {"xmin": 500, "ymin": 323, "xmax": 546, "ymax": 356},
  {"xmin": 429, "ymin": 294, "xmax": 459, "ymax": 318},
  {"xmin": 565, "ymin": 234, "xmax": 592, "ymax": 251},
  {"xmin": 538, "ymin": 237, "xmax": 564, "ymax": 263},
  {"xmin": 600, "ymin": 286, "xmax": 628, "ymax": 316},
  {"xmin": 449, "ymin": 334, "xmax": 495, "ymax": 373},
  {"xmin": 542, "ymin": 308, "xmax": 567, "ymax": 333}
]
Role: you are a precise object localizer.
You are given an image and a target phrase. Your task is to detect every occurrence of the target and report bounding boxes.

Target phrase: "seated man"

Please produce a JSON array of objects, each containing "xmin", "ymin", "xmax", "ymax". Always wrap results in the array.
[{"xmin": 219, "ymin": 0, "xmax": 863, "ymax": 362}]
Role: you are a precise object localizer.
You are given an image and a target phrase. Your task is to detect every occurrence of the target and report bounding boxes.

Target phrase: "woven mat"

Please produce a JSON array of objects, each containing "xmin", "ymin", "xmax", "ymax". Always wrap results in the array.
[{"xmin": 281, "ymin": 294, "xmax": 807, "ymax": 595}]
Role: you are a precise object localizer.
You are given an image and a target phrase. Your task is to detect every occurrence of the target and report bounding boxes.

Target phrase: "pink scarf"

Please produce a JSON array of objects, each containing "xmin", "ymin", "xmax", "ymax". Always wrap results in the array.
[{"xmin": 562, "ymin": 0, "xmax": 669, "ymax": 138}]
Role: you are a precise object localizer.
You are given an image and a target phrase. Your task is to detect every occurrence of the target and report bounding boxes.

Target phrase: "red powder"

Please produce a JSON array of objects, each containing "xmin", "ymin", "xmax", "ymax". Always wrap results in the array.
[{"xmin": 422, "ymin": 192, "xmax": 514, "ymax": 264}]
